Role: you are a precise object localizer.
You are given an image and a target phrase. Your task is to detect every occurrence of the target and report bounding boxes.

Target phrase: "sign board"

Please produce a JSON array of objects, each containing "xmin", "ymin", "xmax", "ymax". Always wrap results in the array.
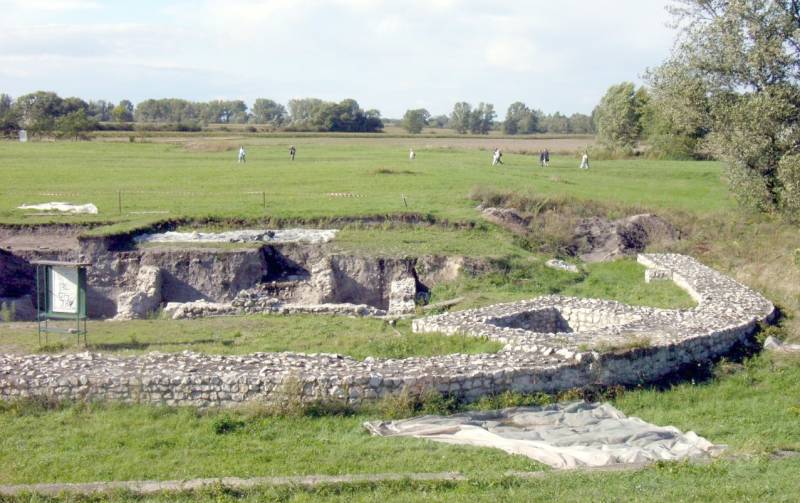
[
  {"xmin": 19, "ymin": 129, "xmax": 27, "ymax": 142},
  {"xmin": 32, "ymin": 260, "xmax": 91, "ymax": 346},
  {"xmin": 50, "ymin": 266, "xmax": 79, "ymax": 314}
]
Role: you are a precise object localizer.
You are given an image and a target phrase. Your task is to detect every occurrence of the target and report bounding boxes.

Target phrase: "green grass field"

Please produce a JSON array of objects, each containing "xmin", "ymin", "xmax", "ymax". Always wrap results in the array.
[{"xmin": 0, "ymin": 141, "xmax": 732, "ymax": 229}]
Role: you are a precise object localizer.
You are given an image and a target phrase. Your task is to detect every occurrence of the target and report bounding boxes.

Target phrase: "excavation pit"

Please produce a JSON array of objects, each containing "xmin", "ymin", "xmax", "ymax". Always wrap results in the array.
[{"xmin": 0, "ymin": 254, "xmax": 776, "ymax": 408}]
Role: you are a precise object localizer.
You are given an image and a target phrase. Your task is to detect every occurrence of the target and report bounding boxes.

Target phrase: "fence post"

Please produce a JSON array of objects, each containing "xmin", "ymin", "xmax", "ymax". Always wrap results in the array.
[{"xmin": 262, "ymin": 191, "xmax": 266, "ymax": 209}]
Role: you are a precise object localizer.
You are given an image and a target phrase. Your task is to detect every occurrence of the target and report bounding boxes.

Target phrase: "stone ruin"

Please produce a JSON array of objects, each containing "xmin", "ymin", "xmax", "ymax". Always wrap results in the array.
[{"xmin": 0, "ymin": 254, "xmax": 775, "ymax": 408}]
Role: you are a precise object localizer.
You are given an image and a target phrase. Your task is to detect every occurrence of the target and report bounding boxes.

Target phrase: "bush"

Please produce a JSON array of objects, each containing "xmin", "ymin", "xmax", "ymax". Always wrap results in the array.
[
  {"xmin": 376, "ymin": 388, "xmax": 458, "ymax": 419},
  {"xmin": 211, "ymin": 414, "xmax": 244, "ymax": 435}
]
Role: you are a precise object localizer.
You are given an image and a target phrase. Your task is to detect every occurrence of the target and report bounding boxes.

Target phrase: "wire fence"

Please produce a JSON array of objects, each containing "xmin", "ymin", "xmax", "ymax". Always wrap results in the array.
[{"xmin": 0, "ymin": 189, "xmax": 399, "ymax": 217}]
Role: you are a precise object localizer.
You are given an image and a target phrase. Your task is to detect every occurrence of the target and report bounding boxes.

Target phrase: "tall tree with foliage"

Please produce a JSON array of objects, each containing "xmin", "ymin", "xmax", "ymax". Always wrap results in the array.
[
  {"xmin": 449, "ymin": 102, "xmax": 472, "ymax": 134},
  {"xmin": 401, "ymin": 108, "xmax": 430, "ymax": 134},
  {"xmin": 594, "ymin": 82, "xmax": 647, "ymax": 152},
  {"xmin": 469, "ymin": 103, "xmax": 495, "ymax": 134},
  {"xmin": 503, "ymin": 102, "xmax": 539, "ymax": 134},
  {"xmin": 55, "ymin": 109, "xmax": 96, "ymax": 140},
  {"xmin": 0, "ymin": 94, "xmax": 20, "ymax": 138},
  {"xmin": 252, "ymin": 99, "xmax": 286, "ymax": 126},
  {"xmin": 659, "ymin": 0, "xmax": 800, "ymax": 214},
  {"xmin": 13, "ymin": 91, "xmax": 63, "ymax": 132},
  {"xmin": 111, "ymin": 100, "xmax": 134, "ymax": 122}
]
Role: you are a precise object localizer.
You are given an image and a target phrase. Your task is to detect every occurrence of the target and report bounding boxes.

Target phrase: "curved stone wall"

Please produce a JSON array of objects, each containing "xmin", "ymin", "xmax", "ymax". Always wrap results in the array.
[{"xmin": 0, "ymin": 254, "xmax": 775, "ymax": 408}]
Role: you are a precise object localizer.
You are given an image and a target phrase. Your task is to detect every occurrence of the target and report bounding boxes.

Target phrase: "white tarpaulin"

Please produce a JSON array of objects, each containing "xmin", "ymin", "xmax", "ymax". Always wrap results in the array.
[
  {"xmin": 134, "ymin": 229, "xmax": 337, "ymax": 245},
  {"xmin": 364, "ymin": 402, "xmax": 723, "ymax": 469},
  {"xmin": 17, "ymin": 202, "xmax": 98, "ymax": 214}
]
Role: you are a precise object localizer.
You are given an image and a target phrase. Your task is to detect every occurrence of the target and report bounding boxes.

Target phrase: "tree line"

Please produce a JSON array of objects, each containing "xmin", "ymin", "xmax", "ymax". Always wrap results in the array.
[
  {"xmin": 399, "ymin": 103, "xmax": 594, "ymax": 135},
  {"xmin": 0, "ymin": 90, "xmax": 597, "ymax": 140},
  {"xmin": 0, "ymin": 93, "xmax": 385, "ymax": 137}
]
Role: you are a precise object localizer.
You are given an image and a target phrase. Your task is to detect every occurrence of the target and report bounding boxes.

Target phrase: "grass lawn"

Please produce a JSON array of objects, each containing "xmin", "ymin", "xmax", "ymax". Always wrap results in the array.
[
  {"xmin": 0, "ymin": 140, "xmax": 732, "ymax": 230},
  {"xmin": 0, "ymin": 352, "xmax": 797, "ymax": 500},
  {"xmin": 0, "ymin": 316, "xmax": 500, "ymax": 358}
]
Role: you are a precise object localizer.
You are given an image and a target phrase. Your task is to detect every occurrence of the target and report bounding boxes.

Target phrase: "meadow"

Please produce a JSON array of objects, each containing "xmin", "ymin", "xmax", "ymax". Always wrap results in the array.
[
  {"xmin": 0, "ymin": 139, "xmax": 731, "ymax": 231},
  {"xmin": 1, "ymin": 135, "xmax": 799, "ymax": 501}
]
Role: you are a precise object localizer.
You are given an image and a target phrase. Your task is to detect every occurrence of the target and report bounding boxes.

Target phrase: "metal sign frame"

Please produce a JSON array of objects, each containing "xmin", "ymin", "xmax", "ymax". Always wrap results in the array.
[{"xmin": 31, "ymin": 261, "xmax": 91, "ymax": 347}]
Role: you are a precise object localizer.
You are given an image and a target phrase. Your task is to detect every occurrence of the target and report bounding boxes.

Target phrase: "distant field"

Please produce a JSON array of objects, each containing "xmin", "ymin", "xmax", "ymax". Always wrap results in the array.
[{"xmin": 0, "ymin": 139, "xmax": 731, "ymax": 229}]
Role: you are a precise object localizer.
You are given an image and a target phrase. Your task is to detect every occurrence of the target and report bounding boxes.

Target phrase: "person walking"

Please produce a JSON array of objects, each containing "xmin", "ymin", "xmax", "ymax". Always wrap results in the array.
[
  {"xmin": 544, "ymin": 149, "xmax": 550, "ymax": 167},
  {"xmin": 539, "ymin": 150, "xmax": 545, "ymax": 167},
  {"xmin": 238, "ymin": 146, "xmax": 246, "ymax": 163},
  {"xmin": 580, "ymin": 152, "xmax": 590, "ymax": 170},
  {"xmin": 289, "ymin": 145, "xmax": 296, "ymax": 161},
  {"xmin": 409, "ymin": 148, "xmax": 415, "ymax": 160},
  {"xmin": 492, "ymin": 148, "xmax": 503, "ymax": 166}
]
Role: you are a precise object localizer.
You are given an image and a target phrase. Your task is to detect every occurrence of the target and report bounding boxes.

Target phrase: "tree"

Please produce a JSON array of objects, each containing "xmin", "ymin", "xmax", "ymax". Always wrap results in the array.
[
  {"xmin": 111, "ymin": 100, "xmax": 134, "ymax": 122},
  {"xmin": 252, "ymin": 99, "xmax": 286, "ymax": 126},
  {"xmin": 0, "ymin": 94, "xmax": 12, "ymax": 117},
  {"xmin": 286, "ymin": 98, "xmax": 381, "ymax": 132},
  {"xmin": 654, "ymin": 0, "xmax": 800, "ymax": 213},
  {"xmin": 594, "ymin": 82, "xmax": 646, "ymax": 151},
  {"xmin": 61, "ymin": 97, "xmax": 89, "ymax": 115},
  {"xmin": 401, "ymin": 108, "xmax": 430, "ymax": 134},
  {"xmin": 55, "ymin": 109, "xmax": 96, "ymax": 140},
  {"xmin": 503, "ymin": 102, "xmax": 529, "ymax": 135},
  {"xmin": 567, "ymin": 113, "xmax": 594, "ymax": 134},
  {"xmin": 0, "ymin": 94, "xmax": 20, "ymax": 138},
  {"xmin": 469, "ymin": 103, "xmax": 495, "ymax": 134},
  {"xmin": 134, "ymin": 98, "xmax": 197, "ymax": 123},
  {"xmin": 641, "ymin": 61, "xmax": 710, "ymax": 159},
  {"xmin": 13, "ymin": 91, "xmax": 64, "ymax": 131},
  {"xmin": 429, "ymin": 115, "xmax": 449, "ymax": 128},
  {"xmin": 200, "ymin": 100, "xmax": 248, "ymax": 123},
  {"xmin": 87, "ymin": 100, "xmax": 113, "ymax": 121},
  {"xmin": 449, "ymin": 102, "xmax": 472, "ymax": 134},
  {"xmin": 364, "ymin": 109, "xmax": 384, "ymax": 132},
  {"xmin": 541, "ymin": 112, "xmax": 570, "ymax": 134}
]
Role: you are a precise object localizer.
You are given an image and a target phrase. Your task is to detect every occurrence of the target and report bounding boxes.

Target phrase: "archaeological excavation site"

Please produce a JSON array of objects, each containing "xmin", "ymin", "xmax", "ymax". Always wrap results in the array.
[{"xmin": 0, "ymin": 219, "xmax": 776, "ymax": 408}]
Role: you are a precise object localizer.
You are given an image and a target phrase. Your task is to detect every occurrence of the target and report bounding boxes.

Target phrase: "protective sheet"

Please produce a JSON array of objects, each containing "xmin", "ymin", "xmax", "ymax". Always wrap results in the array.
[
  {"xmin": 364, "ymin": 402, "xmax": 723, "ymax": 469},
  {"xmin": 134, "ymin": 229, "xmax": 337, "ymax": 244},
  {"xmin": 17, "ymin": 202, "xmax": 98, "ymax": 214}
]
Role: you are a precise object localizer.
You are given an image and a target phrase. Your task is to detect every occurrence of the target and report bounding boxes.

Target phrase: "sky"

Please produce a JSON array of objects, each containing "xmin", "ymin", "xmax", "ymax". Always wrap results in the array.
[{"xmin": 0, "ymin": 0, "xmax": 677, "ymax": 118}]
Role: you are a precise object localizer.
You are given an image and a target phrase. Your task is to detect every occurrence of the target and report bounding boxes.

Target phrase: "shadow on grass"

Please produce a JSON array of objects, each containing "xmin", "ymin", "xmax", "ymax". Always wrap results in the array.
[{"xmin": 86, "ymin": 338, "xmax": 235, "ymax": 352}]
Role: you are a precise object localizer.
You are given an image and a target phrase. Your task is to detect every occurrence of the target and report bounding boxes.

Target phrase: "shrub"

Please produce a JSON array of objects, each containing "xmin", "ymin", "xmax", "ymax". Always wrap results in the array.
[{"xmin": 211, "ymin": 414, "xmax": 244, "ymax": 435}]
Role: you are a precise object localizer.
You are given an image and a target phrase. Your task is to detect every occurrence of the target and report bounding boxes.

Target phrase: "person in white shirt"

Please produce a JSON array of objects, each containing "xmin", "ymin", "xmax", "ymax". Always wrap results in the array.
[
  {"xmin": 238, "ymin": 146, "xmax": 246, "ymax": 163},
  {"xmin": 580, "ymin": 152, "xmax": 589, "ymax": 170},
  {"xmin": 409, "ymin": 148, "xmax": 415, "ymax": 160},
  {"xmin": 492, "ymin": 148, "xmax": 503, "ymax": 166}
]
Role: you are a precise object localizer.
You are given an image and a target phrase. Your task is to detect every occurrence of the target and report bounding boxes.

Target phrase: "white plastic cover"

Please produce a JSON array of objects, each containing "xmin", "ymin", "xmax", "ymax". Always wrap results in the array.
[{"xmin": 364, "ymin": 402, "xmax": 723, "ymax": 469}]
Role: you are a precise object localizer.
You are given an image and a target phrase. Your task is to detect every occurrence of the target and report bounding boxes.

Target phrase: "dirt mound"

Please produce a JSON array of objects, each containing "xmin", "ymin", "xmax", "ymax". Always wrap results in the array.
[
  {"xmin": 480, "ymin": 207, "xmax": 531, "ymax": 235},
  {"xmin": 572, "ymin": 214, "xmax": 676, "ymax": 262}
]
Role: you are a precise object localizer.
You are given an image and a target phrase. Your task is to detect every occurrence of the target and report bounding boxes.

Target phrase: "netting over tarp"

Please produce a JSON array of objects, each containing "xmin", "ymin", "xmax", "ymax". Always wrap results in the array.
[{"xmin": 364, "ymin": 402, "xmax": 723, "ymax": 469}]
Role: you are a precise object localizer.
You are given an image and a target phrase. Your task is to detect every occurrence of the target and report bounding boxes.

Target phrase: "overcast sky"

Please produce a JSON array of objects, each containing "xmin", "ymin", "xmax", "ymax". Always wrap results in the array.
[{"xmin": 0, "ymin": 0, "xmax": 677, "ymax": 117}]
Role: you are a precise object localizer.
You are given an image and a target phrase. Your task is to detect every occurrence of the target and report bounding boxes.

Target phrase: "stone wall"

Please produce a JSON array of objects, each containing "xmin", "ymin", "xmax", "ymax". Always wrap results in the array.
[{"xmin": 0, "ymin": 254, "xmax": 775, "ymax": 408}]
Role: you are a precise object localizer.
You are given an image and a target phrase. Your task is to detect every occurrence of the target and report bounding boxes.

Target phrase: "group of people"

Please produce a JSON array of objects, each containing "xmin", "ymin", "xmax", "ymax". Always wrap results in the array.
[
  {"xmin": 237, "ymin": 145, "xmax": 297, "ymax": 163},
  {"xmin": 237, "ymin": 144, "xmax": 590, "ymax": 170},
  {"xmin": 489, "ymin": 147, "xmax": 590, "ymax": 169}
]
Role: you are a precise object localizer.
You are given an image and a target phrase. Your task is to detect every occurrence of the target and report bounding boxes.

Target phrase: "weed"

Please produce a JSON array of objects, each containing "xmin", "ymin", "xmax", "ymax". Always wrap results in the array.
[
  {"xmin": 377, "ymin": 387, "xmax": 419, "ymax": 419},
  {"xmin": 211, "ymin": 414, "xmax": 245, "ymax": 435},
  {"xmin": 0, "ymin": 302, "xmax": 15, "ymax": 322}
]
